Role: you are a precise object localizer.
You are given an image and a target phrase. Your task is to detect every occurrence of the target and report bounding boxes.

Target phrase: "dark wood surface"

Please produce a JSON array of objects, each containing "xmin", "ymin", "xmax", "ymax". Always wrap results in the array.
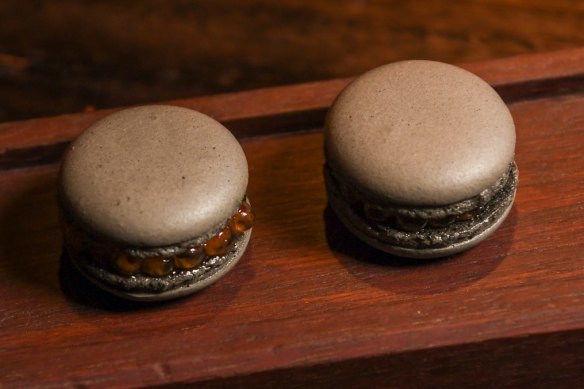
[
  {"xmin": 2, "ymin": 0, "xmax": 584, "ymax": 122},
  {"xmin": 1, "ymin": 49, "xmax": 584, "ymax": 388}
]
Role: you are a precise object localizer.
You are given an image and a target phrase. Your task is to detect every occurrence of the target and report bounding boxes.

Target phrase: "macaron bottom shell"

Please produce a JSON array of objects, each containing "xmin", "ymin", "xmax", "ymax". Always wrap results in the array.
[
  {"xmin": 325, "ymin": 164, "xmax": 517, "ymax": 259},
  {"xmin": 332, "ymin": 199, "xmax": 513, "ymax": 259},
  {"xmin": 72, "ymin": 229, "xmax": 251, "ymax": 301}
]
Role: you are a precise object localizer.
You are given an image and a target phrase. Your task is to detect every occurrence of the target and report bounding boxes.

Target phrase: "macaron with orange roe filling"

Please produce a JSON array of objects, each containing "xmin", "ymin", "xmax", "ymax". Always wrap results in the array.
[
  {"xmin": 324, "ymin": 60, "xmax": 517, "ymax": 258},
  {"xmin": 59, "ymin": 105, "xmax": 254, "ymax": 300}
]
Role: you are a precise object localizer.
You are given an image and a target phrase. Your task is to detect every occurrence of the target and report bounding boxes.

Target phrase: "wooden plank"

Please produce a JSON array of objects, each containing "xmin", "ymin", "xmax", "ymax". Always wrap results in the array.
[
  {"xmin": 2, "ymin": 0, "xmax": 584, "ymax": 123},
  {"xmin": 1, "ymin": 47, "xmax": 584, "ymax": 170},
  {"xmin": 1, "ymin": 49, "xmax": 584, "ymax": 388}
]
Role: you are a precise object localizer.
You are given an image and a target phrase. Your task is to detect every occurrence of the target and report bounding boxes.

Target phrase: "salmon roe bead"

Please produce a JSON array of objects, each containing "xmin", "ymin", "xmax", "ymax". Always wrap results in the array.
[
  {"xmin": 174, "ymin": 246, "xmax": 205, "ymax": 270},
  {"xmin": 204, "ymin": 227, "xmax": 232, "ymax": 256},
  {"xmin": 114, "ymin": 253, "xmax": 142, "ymax": 275},
  {"xmin": 141, "ymin": 257, "xmax": 174, "ymax": 277},
  {"xmin": 427, "ymin": 215, "xmax": 456, "ymax": 228},
  {"xmin": 230, "ymin": 203, "xmax": 254, "ymax": 234},
  {"xmin": 394, "ymin": 215, "xmax": 427, "ymax": 232},
  {"xmin": 457, "ymin": 210, "xmax": 476, "ymax": 221}
]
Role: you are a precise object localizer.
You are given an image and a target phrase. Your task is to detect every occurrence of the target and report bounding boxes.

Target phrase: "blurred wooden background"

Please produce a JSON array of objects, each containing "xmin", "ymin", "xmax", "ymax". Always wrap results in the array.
[{"xmin": 1, "ymin": 0, "xmax": 583, "ymax": 123}]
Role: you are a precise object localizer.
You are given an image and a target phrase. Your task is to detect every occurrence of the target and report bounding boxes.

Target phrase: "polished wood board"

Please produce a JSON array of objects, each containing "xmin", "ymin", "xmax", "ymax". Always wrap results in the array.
[
  {"xmin": 3, "ymin": 0, "xmax": 584, "ymax": 122},
  {"xmin": 1, "ymin": 48, "xmax": 583, "ymax": 388}
]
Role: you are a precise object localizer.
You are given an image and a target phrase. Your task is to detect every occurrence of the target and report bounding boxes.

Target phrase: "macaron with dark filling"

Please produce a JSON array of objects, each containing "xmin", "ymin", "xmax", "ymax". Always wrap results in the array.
[
  {"xmin": 324, "ymin": 60, "xmax": 517, "ymax": 258},
  {"xmin": 59, "ymin": 105, "xmax": 254, "ymax": 300}
]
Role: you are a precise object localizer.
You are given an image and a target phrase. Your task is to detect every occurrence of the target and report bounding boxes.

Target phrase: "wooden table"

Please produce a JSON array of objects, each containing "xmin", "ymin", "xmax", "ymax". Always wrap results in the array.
[
  {"xmin": 1, "ymin": 48, "xmax": 583, "ymax": 388},
  {"xmin": 2, "ymin": 0, "xmax": 584, "ymax": 123}
]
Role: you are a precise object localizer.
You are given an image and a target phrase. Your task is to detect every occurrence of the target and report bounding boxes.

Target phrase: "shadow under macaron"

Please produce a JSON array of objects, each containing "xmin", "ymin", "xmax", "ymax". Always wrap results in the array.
[
  {"xmin": 324, "ymin": 205, "xmax": 517, "ymax": 296},
  {"xmin": 0, "ymin": 172, "xmax": 63, "ymax": 298},
  {"xmin": 59, "ymin": 251, "xmax": 172, "ymax": 312}
]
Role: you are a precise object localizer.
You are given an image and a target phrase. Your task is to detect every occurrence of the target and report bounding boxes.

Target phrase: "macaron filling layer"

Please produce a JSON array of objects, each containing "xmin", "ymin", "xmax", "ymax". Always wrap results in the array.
[
  {"xmin": 325, "ymin": 162, "xmax": 517, "ymax": 250},
  {"xmin": 62, "ymin": 197, "xmax": 253, "ymax": 292}
]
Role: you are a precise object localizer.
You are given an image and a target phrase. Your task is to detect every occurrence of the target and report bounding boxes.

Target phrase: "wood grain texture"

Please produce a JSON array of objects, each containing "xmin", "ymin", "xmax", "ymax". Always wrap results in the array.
[
  {"xmin": 1, "ymin": 50, "xmax": 584, "ymax": 388},
  {"xmin": 1, "ymin": 0, "xmax": 584, "ymax": 122},
  {"xmin": 2, "ymin": 47, "xmax": 584, "ymax": 170}
]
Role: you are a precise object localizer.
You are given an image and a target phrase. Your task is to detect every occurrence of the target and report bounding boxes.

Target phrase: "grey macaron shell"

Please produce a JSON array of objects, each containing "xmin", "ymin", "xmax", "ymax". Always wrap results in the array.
[
  {"xmin": 329, "ymin": 179, "xmax": 515, "ymax": 259},
  {"xmin": 326, "ymin": 60, "xmax": 516, "ymax": 206},
  {"xmin": 76, "ymin": 230, "xmax": 251, "ymax": 301},
  {"xmin": 60, "ymin": 105, "xmax": 248, "ymax": 247}
]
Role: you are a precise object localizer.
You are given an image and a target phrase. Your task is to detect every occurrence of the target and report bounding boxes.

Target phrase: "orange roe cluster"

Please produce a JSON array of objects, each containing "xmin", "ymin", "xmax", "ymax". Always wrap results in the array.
[
  {"xmin": 113, "ymin": 198, "xmax": 254, "ymax": 277},
  {"xmin": 67, "ymin": 199, "xmax": 254, "ymax": 278}
]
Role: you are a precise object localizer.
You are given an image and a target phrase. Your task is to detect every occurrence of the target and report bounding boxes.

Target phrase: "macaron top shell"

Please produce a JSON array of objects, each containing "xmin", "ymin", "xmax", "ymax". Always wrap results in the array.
[
  {"xmin": 325, "ymin": 60, "xmax": 515, "ymax": 206},
  {"xmin": 60, "ymin": 105, "xmax": 248, "ymax": 247}
]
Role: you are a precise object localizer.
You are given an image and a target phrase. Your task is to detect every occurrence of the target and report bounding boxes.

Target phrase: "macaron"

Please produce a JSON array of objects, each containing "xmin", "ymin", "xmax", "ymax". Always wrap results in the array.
[
  {"xmin": 324, "ymin": 60, "xmax": 517, "ymax": 259},
  {"xmin": 59, "ymin": 105, "xmax": 254, "ymax": 300}
]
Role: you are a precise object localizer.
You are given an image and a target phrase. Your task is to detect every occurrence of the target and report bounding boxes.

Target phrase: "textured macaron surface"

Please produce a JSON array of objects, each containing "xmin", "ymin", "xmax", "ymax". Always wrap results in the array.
[
  {"xmin": 60, "ymin": 105, "xmax": 248, "ymax": 247},
  {"xmin": 325, "ymin": 60, "xmax": 515, "ymax": 206}
]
